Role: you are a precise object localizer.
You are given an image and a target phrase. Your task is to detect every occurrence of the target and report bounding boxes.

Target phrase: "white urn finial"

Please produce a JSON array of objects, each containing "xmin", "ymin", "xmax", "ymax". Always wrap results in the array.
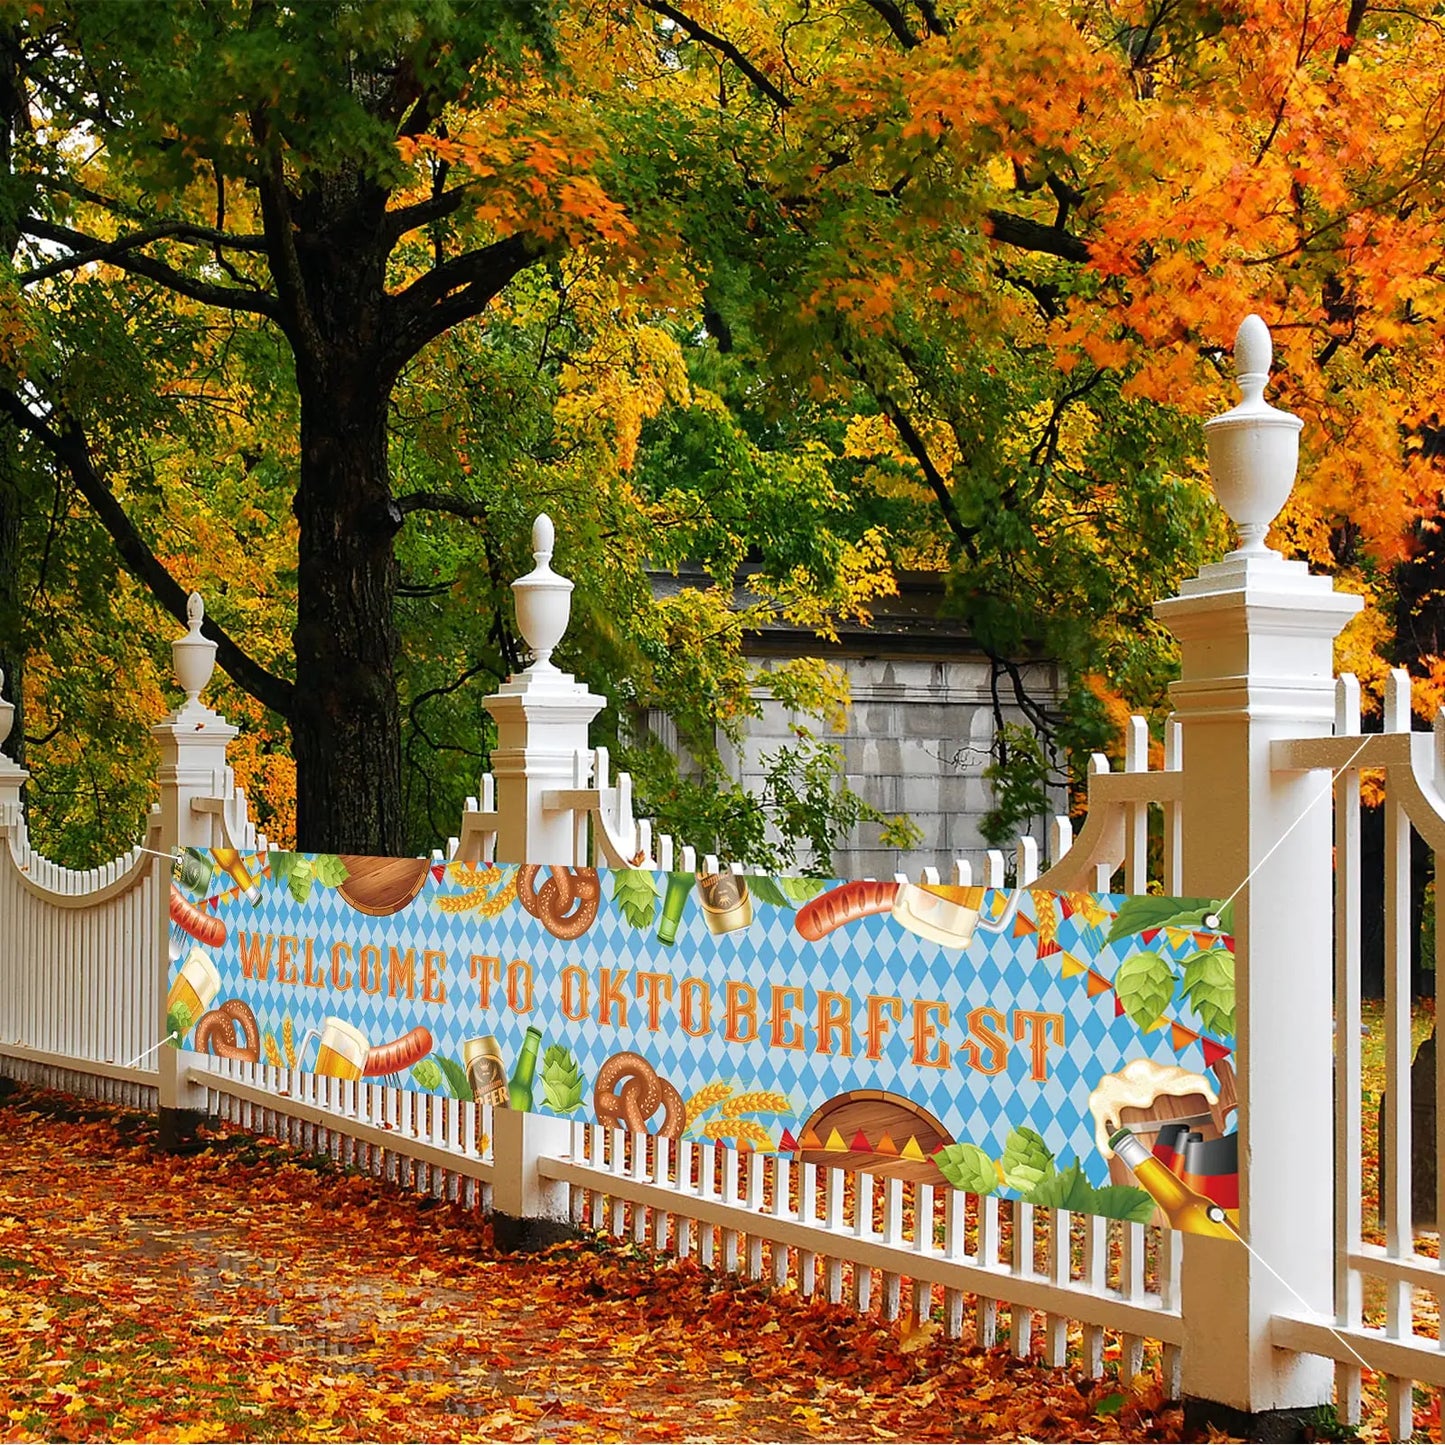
[
  {"xmin": 0, "ymin": 666, "xmax": 12, "ymax": 755},
  {"xmin": 1203, "ymin": 314, "xmax": 1303, "ymax": 555},
  {"xmin": 173, "ymin": 591, "xmax": 218, "ymax": 707},
  {"xmin": 512, "ymin": 513, "xmax": 573, "ymax": 673}
]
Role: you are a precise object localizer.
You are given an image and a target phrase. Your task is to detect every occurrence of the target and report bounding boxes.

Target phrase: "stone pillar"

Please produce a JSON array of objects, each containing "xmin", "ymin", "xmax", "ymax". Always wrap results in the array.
[
  {"xmin": 482, "ymin": 515, "xmax": 605, "ymax": 867},
  {"xmin": 481, "ymin": 516, "xmax": 600, "ymax": 1243},
  {"xmin": 1154, "ymin": 317, "xmax": 1360, "ymax": 1435},
  {"xmin": 151, "ymin": 594, "xmax": 237, "ymax": 1148}
]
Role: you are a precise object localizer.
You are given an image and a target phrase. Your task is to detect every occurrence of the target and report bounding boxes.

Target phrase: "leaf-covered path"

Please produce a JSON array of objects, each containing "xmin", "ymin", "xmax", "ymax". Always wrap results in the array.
[{"xmin": 0, "ymin": 1086, "xmax": 1187, "ymax": 1443}]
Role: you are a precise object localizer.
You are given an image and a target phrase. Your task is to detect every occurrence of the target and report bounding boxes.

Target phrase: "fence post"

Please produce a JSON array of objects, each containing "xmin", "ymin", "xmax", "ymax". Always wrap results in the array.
[
  {"xmin": 151, "ymin": 595, "xmax": 238, "ymax": 1149},
  {"xmin": 482, "ymin": 514, "xmax": 605, "ymax": 867},
  {"xmin": 481, "ymin": 515, "xmax": 603, "ymax": 1246},
  {"xmin": 1154, "ymin": 317, "xmax": 1361, "ymax": 1435},
  {"xmin": 0, "ymin": 669, "xmax": 25, "ymax": 829}
]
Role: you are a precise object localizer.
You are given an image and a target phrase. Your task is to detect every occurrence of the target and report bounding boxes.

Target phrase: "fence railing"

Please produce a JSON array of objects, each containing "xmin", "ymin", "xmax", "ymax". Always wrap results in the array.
[{"xmin": 3, "ymin": 314, "xmax": 1437, "ymax": 1434}]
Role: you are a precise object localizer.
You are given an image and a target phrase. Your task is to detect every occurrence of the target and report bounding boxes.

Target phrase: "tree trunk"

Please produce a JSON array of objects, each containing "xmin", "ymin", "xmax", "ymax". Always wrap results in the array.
[
  {"xmin": 0, "ymin": 448, "xmax": 21, "ymax": 771},
  {"xmin": 291, "ymin": 365, "xmax": 403, "ymax": 854}
]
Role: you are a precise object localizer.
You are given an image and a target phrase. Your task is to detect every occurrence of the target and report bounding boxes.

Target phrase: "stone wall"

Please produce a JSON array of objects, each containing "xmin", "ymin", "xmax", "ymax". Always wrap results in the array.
[
  {"xmin": 719, "ymin": 653, "xmax": 1065, "ymax": 881},
  {"xmin": 645, "ymin": 569, "xmax": 1067, "ymax": 882}
]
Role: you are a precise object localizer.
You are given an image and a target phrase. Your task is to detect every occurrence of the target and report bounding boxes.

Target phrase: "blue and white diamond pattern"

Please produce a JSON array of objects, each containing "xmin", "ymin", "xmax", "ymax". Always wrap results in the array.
[{"xmin": 174, "ymin": 863, "xmax": 1230, "ymax": 1178}]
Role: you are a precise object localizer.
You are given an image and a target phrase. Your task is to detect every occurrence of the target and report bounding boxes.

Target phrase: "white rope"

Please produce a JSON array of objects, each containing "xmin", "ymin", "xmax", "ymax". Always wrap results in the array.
[{"xmin": 1202, "ymin": 734, "xmax": 1374, "ymax": 929}]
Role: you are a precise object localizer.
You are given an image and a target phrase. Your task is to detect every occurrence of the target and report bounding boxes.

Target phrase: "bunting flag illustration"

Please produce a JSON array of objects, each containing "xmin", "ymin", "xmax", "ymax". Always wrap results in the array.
[
  {"xmin": 1202, "ymin": 1038, "xmax": 1232, "ymax": 1068},
  {"xmin": 1172, "ymin": 1022, "xmax": 1200, "ymax": 1051}
]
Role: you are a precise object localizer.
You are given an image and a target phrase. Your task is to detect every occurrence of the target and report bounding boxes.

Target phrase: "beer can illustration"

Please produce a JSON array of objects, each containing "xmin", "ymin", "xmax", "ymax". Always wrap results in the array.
[
  {"xmin": 696, "ymin": 873, "xmax": 753, "ymax": 935},
  {"xmin": 464, "ymin": 1035, "xmax": 511, "ymax": 1109}
]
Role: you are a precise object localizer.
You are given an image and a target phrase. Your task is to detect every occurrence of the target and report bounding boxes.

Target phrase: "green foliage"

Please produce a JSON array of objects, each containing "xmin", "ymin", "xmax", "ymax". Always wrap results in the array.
[
  {"xmin": 612, "ymin": 869, "xmax": 662, "ymax": 928},
  {"xmin": 934, "ymin": 1142, "xmax": 1000, "ymax": 1196},
  {"xmin": 1113, "ymin": 950, "xmax": 1178, "ymax": 1030},
  {"xmin": 1105, "ymin": 896, "xmax": 1232, "ymax": 946},
  {"xmin": 1000, "ymin": 1126, "xmax": 1055, "ymax": 1195},
  {"xmin": 541, "ymin": 1046, "xmax": 586, "ymax": 1113},
  {"xmin": 165, "ymin": 1002, "xmax": 193, "ymax": 1045},
  {"xmin": 1180, "ymin": 950, "xmax": 1236, "ymax": 1039},
  {"xmin": 980, "ymin": 723, "xmax": 1055, "ymax": 848},
  {"xmin": 311, "ymin": 855, "xmax": 349, "ymax": 888},
  {"xmin": 620, "ymin": 732, "xmax": 916, "ymax": 876},
  {"xmin": 1025, "ymin": 1161, "xmax": 1157, "ymax": 1224},
  {"xmin": 409, "ymin": 1058, "xmax": 442, "ymax": 1092},
  {"xmin": 778, "ymin": 876, "xmax": 826, "ymax": 904},
  {"xmin": 746, "ymin": 876, "xmax": 792, "ymax": 907},
  {"xmin": 435, "ymin": 1056, "xmax": 473, "ymax": 1103},
  {"xmin": 268, "ymin": 852, "xmax": 347, "ymax": 905}
]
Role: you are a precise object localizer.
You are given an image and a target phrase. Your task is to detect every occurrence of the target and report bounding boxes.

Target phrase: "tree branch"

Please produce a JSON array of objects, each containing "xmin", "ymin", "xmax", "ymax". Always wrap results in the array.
[
  {"xmin": 383, "ymin": 183, "xmax": 477, "ymax": 243},
  {"xmin": 383, "ymin": 232, "xmax": 549, "ymax": 374},
  {"xmin": 0, "ymin": 390, "xmax": 295, "ymax": 718},
  {"xmin": 394, "ymin": 490, "xmax": 488, "ymax": 521},
  {"xmin": 637, "ymin": 0, "xmax": 792, "ymax": 111},
  {"xmin": 983, "ymin": 209, "xmax": 1091, "ymax": 263},
  {"xmin": 859, "ymin": 0, "xmax": 921, "ymax": 48},
  {"xmin": 911, "ymin": 0, "xmax": 949, "ymax": 37},
  {"xmin": 20, "ymin": 217, "xmax": 280, "ymax": 315}
]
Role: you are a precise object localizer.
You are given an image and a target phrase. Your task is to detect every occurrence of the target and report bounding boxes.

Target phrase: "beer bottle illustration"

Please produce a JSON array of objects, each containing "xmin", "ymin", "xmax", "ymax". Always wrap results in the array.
[
  {"xmin": 509, "ymin": 1026, "xmax": 543, "ymax": 1112},
  {"xmin": 211, "ymin": 847, "xmax": 262, "ymax": 905},
  {"xmin": 173, "ymin": 848, "xmax": 216, "ymax": 894},
  {"xmin": 656, "ymin": 873, "xmax": 694, "ymax": 945},
  {"xmin": 464, "ymin": 1036, "xmax": 510, "ymax": 1110},
  {"xmin": 1108, "ymin": 1126, "xmax": 1238, "ymax": 1240},
  {"xmin": 696, "ymin": 872, "xmax": 753, "ymax": 935}
]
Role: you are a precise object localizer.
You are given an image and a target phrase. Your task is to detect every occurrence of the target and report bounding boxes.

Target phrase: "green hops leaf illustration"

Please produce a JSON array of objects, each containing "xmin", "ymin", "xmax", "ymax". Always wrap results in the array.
[
  {"xmin": 1024, "ymin": 1159, "xmax": 1095, "ymax": 1211},
  {"xmin": 934, "ymin": 1142, "xmax": 999, "ymax": 1195},
  {"xmin": 267, "ymin": 851, "xmax": 296, "ymax": 886},
  {"xmin": 166, "ymin": 1002, "xmax": 193, "ymax": 1045},
  {"xmin": 287, "ymin": 855, "xmax": 315, "ymax": 905},
  {"xmin": 541, "ymin": 1045, "xmax": 586, "ymax": 1113},
  {"xmin": 747, "ymin": 876, "xmax": 791, "ymax": 907},
  {"xmin": 409, "ymin": 1058, "xmax": 442, "ymax": 1091},
  {"xmin": 1023, "ymin": 1160, "xmax": 1156, "ymax": 1223},
  {"xmin": 612, "ymin": 869, "xmax": 662, "ymax": 928},
  {"xmin": 1088, "ymin": 1185, "xmax": 1159, "ymax": 1224},
  {"xmin": 436, "ymin": 1056, "xmax": 473, "ymax": 1102},
  {"xmin": 311, "ymin": 854, "xmax": 350, "ymax": 889},
  {"xmin": 1113, "ymin": 949, "xmax": 1177, "ymax": 1030},
  {"xmin": 1105, "ymin": 896, "xmax": 1230, "ymax": 946},
  {"xmin": 1181, "ymin": 949, "xmax": 1236, "ymax": 1038},
  {"xmin": 1001, "ymin": 1126, "xmax": 1055, "ymax": 1195},
  {"xmin": 778, "ymin": 876, "xmax": 827, "ymax": 905}
]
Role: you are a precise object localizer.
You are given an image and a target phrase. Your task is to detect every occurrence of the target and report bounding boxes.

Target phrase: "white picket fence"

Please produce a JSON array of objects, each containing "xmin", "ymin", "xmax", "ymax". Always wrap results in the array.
[
  {"xmin": 5, "ymin": 315, "xmax": 1445, "ymax": 1432},
  {"xmin": 0, "ymin": 681, "xmax": 1189, "ymax": 1393}
]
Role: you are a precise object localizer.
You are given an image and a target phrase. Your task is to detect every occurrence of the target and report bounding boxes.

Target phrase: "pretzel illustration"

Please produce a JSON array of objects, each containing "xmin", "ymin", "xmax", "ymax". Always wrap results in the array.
[
  {"xmin": 594, "ymin": 1052, "xmax": 685, "ymax": 1140},
  {"xmin": 516, "ymin": 865, "xmax": 601, "ymax": 939},
  {"xmin": 194, "ymin": 999, "xmax": 261, "ymax": 1063}
]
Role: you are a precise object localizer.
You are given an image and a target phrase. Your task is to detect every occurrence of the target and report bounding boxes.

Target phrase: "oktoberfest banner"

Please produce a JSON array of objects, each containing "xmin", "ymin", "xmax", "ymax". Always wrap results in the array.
[{"xmin": 166, "ymin": 850, "xmax": 1241, "ymax": 1238}]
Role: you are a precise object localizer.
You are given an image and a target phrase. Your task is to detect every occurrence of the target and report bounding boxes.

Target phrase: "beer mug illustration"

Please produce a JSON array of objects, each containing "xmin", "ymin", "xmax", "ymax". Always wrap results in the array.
[
  {"xmin": 297, "ymin": 1017, "xmax": 370, "ymax": 1081},
  {"xmin": 166, "ymin": 947, "xmax": 220, "ymax": 1022},
  {"xmin": 889, "ymin": 884, "xmax": 1020, "ymax": 949}
]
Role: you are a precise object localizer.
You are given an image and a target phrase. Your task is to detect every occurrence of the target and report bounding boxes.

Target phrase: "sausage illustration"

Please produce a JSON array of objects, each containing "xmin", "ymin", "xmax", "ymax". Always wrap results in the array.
[
  {"xmin": 362, "ymin": 1026, "xmax": 433, "ymax": 1077},
  {"xmin": 170, "ymin": 883, "xmax": 226, "ymax": 947},
  {"xmin": 795, "ymin": 880, "xmax": 900, "ymax": 941}
]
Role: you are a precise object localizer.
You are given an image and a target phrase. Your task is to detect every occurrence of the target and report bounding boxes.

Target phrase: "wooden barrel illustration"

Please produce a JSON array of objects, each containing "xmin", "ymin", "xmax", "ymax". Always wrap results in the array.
[
  {"xmin": 336, "ymin": 856, "xmax": 431, "ymax": 917},
  {"xmin": 796, "ymin": 1089, "xmax": 955, "ymax": 1185}
]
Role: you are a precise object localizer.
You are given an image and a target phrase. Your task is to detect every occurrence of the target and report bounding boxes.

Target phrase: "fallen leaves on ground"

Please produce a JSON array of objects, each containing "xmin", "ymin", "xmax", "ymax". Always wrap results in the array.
[{"xmin": 0, "ymin": 1084, "xmax": 1192, "ymax": 1443}]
